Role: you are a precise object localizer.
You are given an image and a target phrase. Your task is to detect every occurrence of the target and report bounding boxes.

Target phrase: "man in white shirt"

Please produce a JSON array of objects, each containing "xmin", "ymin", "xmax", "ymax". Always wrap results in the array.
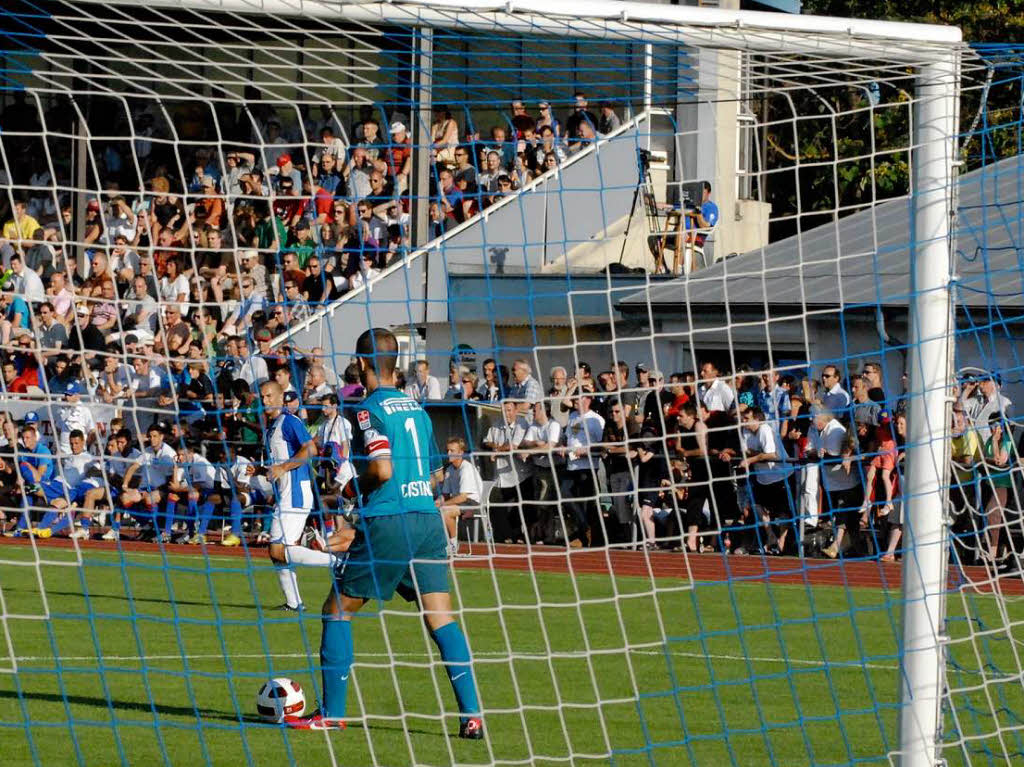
[
  {"xmin": 438, "ymin": 436, "xmax": 484, "ymax": 555},
  {"xmin": 483, "ymin": 400, "xmax": 534, "ymax": 543},
  {"xmin": 54, "ymin": 381, "xmax": 97, "ymax": 455},
  {"xmin": 166, "ymin": 441, "xmax": 219, "ymax": 544},
  {"xmin": 739, "ymin": 407, "xmax": 795, "ymax": 555},
  {"xmin": 312, "ymin": 393, "xmax": 353, "ymax": 492},
  {"xmin": 807, "ymin": 408, "xmax": 863, "ymax": 560},
  {"xmin": 405, "ymin": 360, "xmax": 443, "ymax": 402},
  {"xmin": 57, "ymin": 429, "xmax": 106, "ymax": 538},
  {"xmin": 236, "ymin": 338, "xmax": 270, "ymax": 392},
  {"xmin": 10, "ymin": 253, "xmax": 45, "ymax": 303},
  {"xmin": 699, "ymin": 360, "xmax": 735, "ymax": 414},
  {"xmin": 820, "ymin": 365, "xmax": 851, "ymax": 418},
  {"xmin": 558, "ymin": 391, "xmax": 605, "ymax": 548},
  {"xmin": 520, "ymin": 401, "xmax": 564, "ymax": 543},
  {"xmin": 120, "ymin": 423, "xmax": 179, "ymax": 543},
  {"xmin": 129, "ymin": 356, "xmax": 165, "ymax": 399}
]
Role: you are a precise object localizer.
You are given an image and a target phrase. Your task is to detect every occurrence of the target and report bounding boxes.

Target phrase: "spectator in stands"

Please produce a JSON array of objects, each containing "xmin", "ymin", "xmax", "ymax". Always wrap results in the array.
[
  {"xmin": 386, "ymin": 121, "xmax": 413, "ymax": 193},
  {"xmin": 521, "ymin": 400, "xmax": 562, "ymax": 541},
  {"xmin": 949, "ymin": 403, "xmax": 982, "ymax": 565},
  {"xmin": 850, "ymin": 374, "xmax": 879, "ymax": 429},
  {"xmin": 811, "ymin": 407, "xmax": 862, "ymax": 560},
  {"xmin": 1, "ymin": 281, "xmax": 30, "ymax": 345},
  {"xmin": 483, "ymin": 400, "xmax": 534, "ymax": 544},
  {"xmin": 597, "ymin": 101, "xmax": 621, "ymax": 136},
  {"xmin": 817, "ymin": 365, "xmax": 850, "ymax": 416},
  {"xmin": 2, "ymin": 199, "xmax": 41, "ymax": 251},
  {"xmin": 438, "ymin": 436, "xmax": 484, "ymax": 556},
  {"xmin": 475, "ymin": 358, "xmax": 502, "ymax": 402},
  {"xmin": 535, "ymin": 101, "xmax": 561, "ymax": 137},
  {"xmin": 565, "ymin": 92, "xmax": 598, "ymax": 147},
  {"xmin": 699, "ymin": 361, "xmax": 734, "ymax": 415},
  {"xmin": 10, "ymin": 254, "xmax": 45, "ymax": 303},
  {"xmin": 508, "ymin": 359, "xmax": 542, "ymax": 407},
  {"xmin": 431, "ymin": 106, "xmax": 460, "ymax": 167},
  {"xmin": 740, "ymin": 407, "xmax": 795, "ymax": 555},
  {"xmin": 406, "ymin": 360, "xmax": 442, "ymax": 402},
  {"xmin": 963, "ymin": 372, "xmax": 1013, "ymax": 442},
  {"xmin": 862, "ymin": 362, "xmax": 885, "ymax": 395},
  {"xmin": 601, "ymin": 400, "xmax": 634, "ymax": 543},
  {"xmin": 677, "ymin": 402, "xmax": 712, "ymax": 553},
  {"xmin": 981, "ymin": 412, "xmax": 1014, "ymax": 563},
  {"xmin": 35, "ymin": 301, "xmax": 68, "ymax": 356},
  {"xmin": 47, "ymin": 270, "xmax": 75, "ymax": 324},
  {"xmin": 559, "ymin": 389, "xmax": 605, "ymax": 547},
  {"xmin": 338, "ymin": 363, "xmax": 364, "ymax": 400}
]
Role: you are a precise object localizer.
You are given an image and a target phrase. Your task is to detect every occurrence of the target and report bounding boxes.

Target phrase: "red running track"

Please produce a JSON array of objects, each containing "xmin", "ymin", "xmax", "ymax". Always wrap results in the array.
[{"xmin": 3, "ymin": 536, "xmax": 1020, "ymax": 595}]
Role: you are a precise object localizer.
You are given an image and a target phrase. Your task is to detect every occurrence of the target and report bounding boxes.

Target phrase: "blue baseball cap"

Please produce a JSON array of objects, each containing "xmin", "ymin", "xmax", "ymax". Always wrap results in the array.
[
  {"xmin": 64, "ymin": 381, "xmax": 82, "ymax": 396},
  {"xmin": 23, "ymin": 411, "xmax": 39, "ymax": 423},
  {"xmin": 283, "ymin": 391, "xmax": 298, "ymax": 403}
]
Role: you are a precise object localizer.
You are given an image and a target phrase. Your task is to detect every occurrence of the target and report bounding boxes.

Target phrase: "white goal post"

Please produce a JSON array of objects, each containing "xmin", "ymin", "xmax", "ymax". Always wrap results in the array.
[{"xmin": 50, "ymin": 1, "xmax": 965, "ymax": 765}]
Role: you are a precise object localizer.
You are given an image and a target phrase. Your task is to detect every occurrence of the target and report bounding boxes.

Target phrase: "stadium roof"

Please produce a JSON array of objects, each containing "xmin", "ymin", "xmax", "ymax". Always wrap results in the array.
[{"xmin": 618, "ymin": 152, "xmax": 1024, "ymax": 316}]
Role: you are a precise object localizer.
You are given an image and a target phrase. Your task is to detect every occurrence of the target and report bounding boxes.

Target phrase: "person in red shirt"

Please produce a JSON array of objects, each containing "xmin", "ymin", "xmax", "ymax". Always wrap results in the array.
[
  {"xmin": 304, "ymin": 177, "xmax": 334, "ymax": 226},
  {"xmin": 386, "ymin": 121, "xmax": 413, "ymax": 194},
  {"xmin": 665, "ymin": 373, "xmax": 690, "ymax": 418}
]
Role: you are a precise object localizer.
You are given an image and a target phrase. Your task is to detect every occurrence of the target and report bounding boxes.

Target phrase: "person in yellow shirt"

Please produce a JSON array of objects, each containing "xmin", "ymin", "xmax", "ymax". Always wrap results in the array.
[
  {"xmin": 2, "ymin": 200, "xmax": 41, "ymax": 247},
  {"xmin": 950, "ymin": 404, "xmax": 982, "ymax": 566}
]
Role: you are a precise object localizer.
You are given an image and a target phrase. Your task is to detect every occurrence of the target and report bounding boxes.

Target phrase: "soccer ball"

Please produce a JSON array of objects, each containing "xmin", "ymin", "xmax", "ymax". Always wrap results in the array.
[{"xmin": 256, "ymin": 678, "xmax": 306, "ymax": 722}]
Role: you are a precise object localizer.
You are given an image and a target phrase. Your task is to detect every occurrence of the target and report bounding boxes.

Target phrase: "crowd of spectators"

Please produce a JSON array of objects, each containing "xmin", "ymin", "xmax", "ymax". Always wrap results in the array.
[
  {"xmin": 1, "ymin": 91, "xmax": 1016, "ymax": 567},
  {"xmin": 0, "ymin": 92, "xmax": 626, "ymax": 543},
  {"xmin": 433, "ymin": 358, "xmax": 1021, "ymax": 568}
]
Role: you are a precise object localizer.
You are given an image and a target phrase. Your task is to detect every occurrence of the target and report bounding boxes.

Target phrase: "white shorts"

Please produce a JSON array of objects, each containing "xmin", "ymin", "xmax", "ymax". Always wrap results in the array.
[{"xmin": 269, "ymin": 505, "xmax": 313, "ymax": 545}]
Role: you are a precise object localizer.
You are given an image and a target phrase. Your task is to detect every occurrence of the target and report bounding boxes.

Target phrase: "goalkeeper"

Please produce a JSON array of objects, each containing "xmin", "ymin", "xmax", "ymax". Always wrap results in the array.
[{"xmin": 287, "ymin": 327, "xmax": 482, "ymax": 739}]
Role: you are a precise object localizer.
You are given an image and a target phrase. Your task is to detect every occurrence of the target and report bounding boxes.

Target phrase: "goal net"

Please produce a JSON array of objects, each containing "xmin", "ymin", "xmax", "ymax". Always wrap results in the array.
[{"xmin": 0, "ymin": 1, "xmax": 1020, "ymax": 765}]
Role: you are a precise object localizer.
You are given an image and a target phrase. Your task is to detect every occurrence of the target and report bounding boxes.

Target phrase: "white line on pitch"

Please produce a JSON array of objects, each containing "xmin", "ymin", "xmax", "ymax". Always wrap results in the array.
[{"xmin": 1, "ymin": 649, "xmax": 900, "ymax": 671}]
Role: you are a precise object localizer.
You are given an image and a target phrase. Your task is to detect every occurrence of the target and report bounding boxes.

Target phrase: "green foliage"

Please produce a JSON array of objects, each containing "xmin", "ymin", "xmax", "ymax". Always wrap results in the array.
[{"xmin": 760, "ymin": 1, "xmax": 1024, "ymax": 241}]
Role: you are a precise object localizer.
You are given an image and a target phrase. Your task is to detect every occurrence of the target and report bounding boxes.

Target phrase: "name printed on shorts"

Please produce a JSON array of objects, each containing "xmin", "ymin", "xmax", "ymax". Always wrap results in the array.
[
  {"xmin": 381, "ymin": 398, "xmax": 420, "ymax": 415},
  {"xmin": 401, "ymin": 480, "xmax": 433, "ymax": 498}
]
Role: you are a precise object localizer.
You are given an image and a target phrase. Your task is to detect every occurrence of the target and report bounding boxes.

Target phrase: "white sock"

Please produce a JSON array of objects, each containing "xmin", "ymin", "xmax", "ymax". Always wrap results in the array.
[
  {"xmin": 286, "ymin": 545, "xmax": 333, "ymax": 567},
  {"xmin": 449, "ymin": 537, "xmax": 458, "ymax": 550},
  {"xmin": 275, "ymin": 566, "xmax": 302, "ymax": 608}
]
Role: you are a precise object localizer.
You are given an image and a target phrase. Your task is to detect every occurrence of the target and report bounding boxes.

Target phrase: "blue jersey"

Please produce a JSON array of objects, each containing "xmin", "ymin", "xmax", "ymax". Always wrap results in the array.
[
  {"xmin": 18, "ymin": 444, "xmax": 55, "ymax": 484},
  {"xmin": 349, "ymin": 386, "xmax": 442, "ymax": 517},
  {"xmin": 265, "ymin": 411, "xmax": 314, "ymax": 509}
]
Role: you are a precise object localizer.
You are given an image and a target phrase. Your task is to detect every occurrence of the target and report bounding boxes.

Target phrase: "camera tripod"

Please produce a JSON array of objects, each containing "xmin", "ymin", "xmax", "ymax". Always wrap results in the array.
[{"xmin": 617, "ymin": 148, "xmax": 669, "ymax": 272}]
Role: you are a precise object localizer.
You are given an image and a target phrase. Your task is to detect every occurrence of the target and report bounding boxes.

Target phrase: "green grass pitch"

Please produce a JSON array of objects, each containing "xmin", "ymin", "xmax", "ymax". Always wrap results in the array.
[{"xmin": 0, "ymin": 545, "xmax": 1020, "ymax": 766}]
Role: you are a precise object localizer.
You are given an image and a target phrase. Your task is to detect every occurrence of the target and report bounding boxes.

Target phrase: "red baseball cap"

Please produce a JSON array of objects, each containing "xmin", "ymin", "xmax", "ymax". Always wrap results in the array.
[{"xmin": 276, "ymin": 154, "xmax": 291, "ymax": 167}]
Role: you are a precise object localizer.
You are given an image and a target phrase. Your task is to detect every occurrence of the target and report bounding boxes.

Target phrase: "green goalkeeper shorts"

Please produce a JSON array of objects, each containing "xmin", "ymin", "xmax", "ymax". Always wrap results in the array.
[{"xmin": 335, "ymin": 511, "xmax": 449, "ymax": 602}]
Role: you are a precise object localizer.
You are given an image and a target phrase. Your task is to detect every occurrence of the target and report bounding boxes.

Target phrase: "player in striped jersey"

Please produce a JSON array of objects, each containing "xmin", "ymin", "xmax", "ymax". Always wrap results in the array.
[{"xmin": 260, "ymin": 381, "xmax": 335, "ymax": 610}]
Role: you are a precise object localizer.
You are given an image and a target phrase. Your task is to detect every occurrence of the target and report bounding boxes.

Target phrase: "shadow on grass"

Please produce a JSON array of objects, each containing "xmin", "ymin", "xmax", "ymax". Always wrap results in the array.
[
  {"xmin": 0, "ymin": 689, "xmax": 243, "ymax": 724},
  {"xmin": 6, "ymin": 587, "xmax": 257, "ymax": 612}
]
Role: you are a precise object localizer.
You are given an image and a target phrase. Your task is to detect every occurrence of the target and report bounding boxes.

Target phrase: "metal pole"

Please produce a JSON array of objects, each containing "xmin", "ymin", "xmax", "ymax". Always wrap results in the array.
[
  {"xmin": 411, "ymin": 26, "xmax": 433, "ymax": 250},
  {"xmin": 898, "ymin": 54, "xmax": 958, "ymax": 767}
]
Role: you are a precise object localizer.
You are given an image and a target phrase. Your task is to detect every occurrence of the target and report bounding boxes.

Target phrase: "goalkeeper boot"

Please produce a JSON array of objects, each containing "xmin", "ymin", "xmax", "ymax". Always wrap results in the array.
[
  {"xmin": 459, "ymin": 717, "xmax": 484, "ymax": 740},
  {"xmin": 221, "ymin": 532, "xmax": 241, "ymax": 547},
  {"xmin": 284, "ymin": 710, "xmax": 346, "ymax": 731}
]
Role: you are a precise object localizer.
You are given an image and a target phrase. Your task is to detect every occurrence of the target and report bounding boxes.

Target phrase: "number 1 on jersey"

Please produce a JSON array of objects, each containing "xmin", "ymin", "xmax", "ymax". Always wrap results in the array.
[{"xmin": 404, "ymin": 417, "xmax": 424, "ymax": 475}]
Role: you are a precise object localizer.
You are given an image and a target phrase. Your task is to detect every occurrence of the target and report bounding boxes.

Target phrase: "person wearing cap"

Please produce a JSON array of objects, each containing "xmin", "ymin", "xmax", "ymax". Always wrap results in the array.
[
  {"xmin": 284, "ymin": 219, "xmax": 317, "ymax": 273},
  {"xmin": 196, "ymin": 175, "xmax": 225, "ymax": 229},
  {"xmin": 54, "ymin": 380, "xmax": 97, "ymax": 455},
  {"xmin": 271, "ymin": 153, "xmax": 303, "ymax": 194},
  {"xmin": 386, "ymin": 121, "xmax": 413, "ymax": 193},
  {"xmin": 67, "ymin": 300, "xmax": 106, "ymax": 359},
  {"xmin": 965, "ymin": 372, "xmax": 1014, "ymax": 442}
]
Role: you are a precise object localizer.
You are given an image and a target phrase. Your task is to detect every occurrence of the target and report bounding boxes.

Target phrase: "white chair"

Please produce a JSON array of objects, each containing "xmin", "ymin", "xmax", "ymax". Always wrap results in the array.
[{"xmin": 470, "ymin": 480, "xmax": 496, "ymax": 543}]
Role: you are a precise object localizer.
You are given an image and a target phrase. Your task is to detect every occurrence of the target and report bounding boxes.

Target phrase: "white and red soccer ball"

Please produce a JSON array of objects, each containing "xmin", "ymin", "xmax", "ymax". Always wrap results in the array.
[{"xmin": 256, "ymin": 678, "xmax": 306, "ymax": 723}]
